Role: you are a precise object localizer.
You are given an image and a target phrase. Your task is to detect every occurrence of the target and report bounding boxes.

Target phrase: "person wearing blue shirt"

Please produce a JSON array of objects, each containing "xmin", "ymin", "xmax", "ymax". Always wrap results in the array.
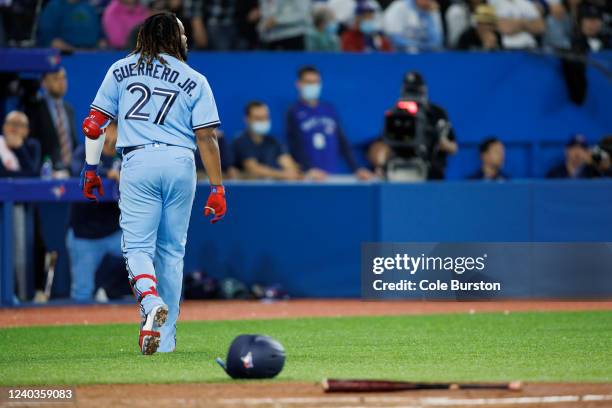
[
  {"xmin": 37, "ymin": 0, "xmax": 103, "ymax": 50},
  {"xmin": 285, "ymin": 65, "xmax": 373, "ymax": 181},
  {"xmin": 233, "ymin": 101, "xmax": 301, "ymax": 180},
  {"xmin": 383, "ymin": 0, "xmax": 443, "ymax": 51}
]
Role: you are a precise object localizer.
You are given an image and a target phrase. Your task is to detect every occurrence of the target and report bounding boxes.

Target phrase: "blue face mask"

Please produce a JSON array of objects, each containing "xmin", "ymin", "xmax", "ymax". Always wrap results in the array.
[
  {"xmin": 250, "ymin": 120, "xmax": 271, "ymax": 136},
  {"xmin": 300, "ymin": 83, "xmax": 322, "ymax": 101},
  {"xmin": 325, "ymin": 21, "xmax": 339, "ymax": 35},
  {"xmin": 359, "ymin": 20, "xmax": 377, "ymax": 35}
]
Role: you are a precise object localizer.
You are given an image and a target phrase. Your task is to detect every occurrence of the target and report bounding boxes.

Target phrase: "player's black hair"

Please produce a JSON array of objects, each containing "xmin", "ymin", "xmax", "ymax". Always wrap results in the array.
[
  {"xmin": 479, "ymin": 136, "xmax": 502, "ymax": 154},
  {"xmin": 297, "ymin": 65, "xmax": 320, "ymax": 80},
  {"xmin": 133, "ymin": 12, "xmax": 184, "ymax": 66},
  {"xmin": 244, "ymin": 101, "xmax": 267, "ymax": 116}
]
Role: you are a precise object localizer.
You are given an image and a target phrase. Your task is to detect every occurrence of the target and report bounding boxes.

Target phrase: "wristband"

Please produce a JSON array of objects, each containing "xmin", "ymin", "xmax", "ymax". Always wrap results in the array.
[
  {"xmin": 211, "ymin": 185, "xmax": 224, "ymax": 194},
  {"xmin": 84, "ymin": 163, "xmax": 98, "ymax": 172}
]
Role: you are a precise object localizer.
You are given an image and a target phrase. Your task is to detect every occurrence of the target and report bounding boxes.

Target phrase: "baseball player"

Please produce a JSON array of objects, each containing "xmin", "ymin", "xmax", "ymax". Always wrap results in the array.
[{"xmin": 79, "ymin": 12, "xmax": 226, "ymax": 355}]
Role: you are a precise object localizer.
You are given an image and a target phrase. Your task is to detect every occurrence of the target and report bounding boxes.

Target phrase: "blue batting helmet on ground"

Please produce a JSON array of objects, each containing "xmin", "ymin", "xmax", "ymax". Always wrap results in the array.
[{"xmin": 216, "ymin": 334, "xmax": 285, "ymax": 379}]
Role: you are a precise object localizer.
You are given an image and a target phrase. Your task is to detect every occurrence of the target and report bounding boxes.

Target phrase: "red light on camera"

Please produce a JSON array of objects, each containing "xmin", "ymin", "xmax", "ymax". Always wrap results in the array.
[{"xmin": 397, "ymin": 100, "xmax": 418, "ymax": 115}]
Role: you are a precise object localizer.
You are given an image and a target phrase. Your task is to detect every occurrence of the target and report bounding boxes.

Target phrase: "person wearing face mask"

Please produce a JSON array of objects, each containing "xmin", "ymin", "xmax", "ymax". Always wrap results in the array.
[
  {"xmin": 286, "ymin": 65, "xmax": 373, "ymax": 181},
  {"xmin": 341, "ymin": 1, "xmax": 393, "ymax": 52},
  {"xmin": 306, "ymin": 7, "xmax": 341, "ymax": 51},
  {"xmin": 233, "ymin": 101, "xmax": 301, "ymax": 180}
]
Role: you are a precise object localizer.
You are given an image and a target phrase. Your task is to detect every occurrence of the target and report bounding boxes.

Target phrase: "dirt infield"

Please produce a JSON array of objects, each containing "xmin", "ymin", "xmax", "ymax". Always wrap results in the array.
[
  {"xmin": 38, "ymin": 382, "xmax": 612, "ymax": 408},
  {"xmin": 2, "ymin": 299, "xmax": 612, "ymax": 328},
  {"xmin": 5, "ymin": 383, "xmax": 612, "ymax": 408},
  {"xmin": 2, "ymin": 300, "xmax": 611, "ymax": 408}
]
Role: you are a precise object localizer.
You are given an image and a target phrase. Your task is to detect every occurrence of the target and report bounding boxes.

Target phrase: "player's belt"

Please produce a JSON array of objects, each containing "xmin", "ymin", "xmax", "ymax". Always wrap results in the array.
[{"xmin": 121, "ymin": 142, "xmax": 172, "ymax": 156}]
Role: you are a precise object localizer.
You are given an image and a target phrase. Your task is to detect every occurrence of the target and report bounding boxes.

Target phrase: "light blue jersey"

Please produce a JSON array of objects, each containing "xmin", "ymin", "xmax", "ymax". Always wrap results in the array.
[{"xmin": 91, "ymin": 52, "xmax": 220, "ymax": 150}]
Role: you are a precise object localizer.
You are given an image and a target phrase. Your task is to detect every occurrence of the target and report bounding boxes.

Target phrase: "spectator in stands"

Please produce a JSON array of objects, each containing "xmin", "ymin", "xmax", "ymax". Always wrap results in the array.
[
  {"xmin": 489, "ymin": 0, "xmax": 545, "ymax": 49},
  {"xmin": 585, "ymin": 0, "xmax": 612, "ymax": 34},
  {"xmin": 190, "ymin": 0, "xmax": 243, "ymax": 50},
  {"xmin": 0, "ymin": 111, "xmax": 41, "ymax": 178},
  {"xmin": 102, "ymin": 0, "xmax": 149, "ymax": 49},
  {"xmin": 341, "ymin": 1, "xmax": 393, "ymax": 52},
  {"xmin": 66, "ymin": 123, "xmax": 122, "ymax": 302},
  {"xmin": 258, "ymin": 0, "xmax": 311, "ymax": 50},
  {"xmin": 561, "ymin": 3, "xmax": 610, "ymax": 104},
  {"xmin": 37, "ymin": 0, "xmax": 104, "ymax": 50},
  {"xmin": 546, "ymin": 134, "xmax": 589, "ymax": 178},
  {"xmin": 469, "ymin": 137, "xmax": 509, "ymax": 181},
  {"xmin": 542, "ymin": 0, "xmax": 572, "ymax": 49},
  {"xmin": 445, "ymin": 0, "xmax": 484, "ymax": 48},
  {"xmin": 383, "ymin": 0, "xmax": 443, "ymax": 51},
  {"xmin": 0, "ymin": 0, "xmax": 40, "ymax": 46},
  {"xmin": 456, "ymin": 4, "xmax": 503, "ymax": 50},
  {"xmin": 571, "ymin": 3, "xmax": 611, "ymax": 52},
  {"xmin": 235, "ymin": 0, "xmax": 261, "ymax": 49},
  {"xmin": 306, "ymin": 7, "xmax": 341, "ymax": 51},
  {"xmin": 286, "ymin": 66, "xmax": 373, "ymax": 181},
  {"xmin": 26, "ymin": 68, "xmax": 77, "ymax": 175},
  {"xmin": 325, "ymin": 0, "xmax": 382, "ymax": 27},
  {"xmin": 233, "ymin": 101, "xmax": 301, "ymax": 180}
]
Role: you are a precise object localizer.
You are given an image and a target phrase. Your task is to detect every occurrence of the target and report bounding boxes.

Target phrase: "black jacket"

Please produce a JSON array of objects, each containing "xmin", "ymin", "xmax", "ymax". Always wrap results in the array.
[
  {"xmin": 456, "ymin": 27, "xmax": 503, "ymax": 51},
  {"xmin": 25, "ymin": 97, "xmax": 78, "ymax": 172},
  {"xmin": 0, "ymin": 138, "xmax": 41, "ymax": 177},
  {"xmin": 425, "ymin": 103, "xmax": 456, "ymax": 180}
]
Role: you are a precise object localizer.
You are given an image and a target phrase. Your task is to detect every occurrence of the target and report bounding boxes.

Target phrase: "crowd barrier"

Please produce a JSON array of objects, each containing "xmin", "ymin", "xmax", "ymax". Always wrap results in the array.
[{"xmin": 1, "ymin": 179, "xmax": 611, "ymax": 305}]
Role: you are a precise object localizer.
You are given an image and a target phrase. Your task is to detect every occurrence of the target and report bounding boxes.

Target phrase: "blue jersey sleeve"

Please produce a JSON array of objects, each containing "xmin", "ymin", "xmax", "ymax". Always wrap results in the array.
[
  {"xmin": 191, "ymin": 77, "xmax": 221, "ymax": 131},
  {"xmin": 91, "ymin": 64, "xmax": 119, "ymax": 119}
]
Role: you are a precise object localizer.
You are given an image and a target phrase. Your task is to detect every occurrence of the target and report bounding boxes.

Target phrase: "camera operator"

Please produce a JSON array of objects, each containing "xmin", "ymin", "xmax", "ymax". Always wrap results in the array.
[
  {"xmin": 580, "ymin": 135, "xmax": 612, "ymax": 178},
  {"xmin": 368, "ymin": 71, "xmax": 457, "ymax": 180}
]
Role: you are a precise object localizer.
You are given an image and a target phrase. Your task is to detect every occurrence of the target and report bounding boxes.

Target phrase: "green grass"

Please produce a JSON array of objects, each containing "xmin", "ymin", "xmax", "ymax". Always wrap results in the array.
[{"xmin": 0, "ymin": 311, "xmax": 611, "ymax": 385}]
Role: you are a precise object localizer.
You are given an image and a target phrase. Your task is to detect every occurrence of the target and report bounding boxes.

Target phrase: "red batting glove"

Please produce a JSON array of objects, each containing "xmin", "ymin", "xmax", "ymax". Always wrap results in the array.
[
  {"xmin": 204, "ymin": 185, "xmax": 226, "ymax": 224},
  {"xmin": 82, "ymin": 109, "xmax": 108, "ymax": 140},
  {"xmin": 80, "ymin": 164, "xmax": 105, "ymax": 202}
]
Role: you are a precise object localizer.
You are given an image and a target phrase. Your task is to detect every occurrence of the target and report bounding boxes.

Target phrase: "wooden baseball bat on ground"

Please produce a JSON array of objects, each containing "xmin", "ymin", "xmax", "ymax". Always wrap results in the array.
[{"xmin": 322, "ymin": 378, "xmax": 522, "ymax": 393}]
